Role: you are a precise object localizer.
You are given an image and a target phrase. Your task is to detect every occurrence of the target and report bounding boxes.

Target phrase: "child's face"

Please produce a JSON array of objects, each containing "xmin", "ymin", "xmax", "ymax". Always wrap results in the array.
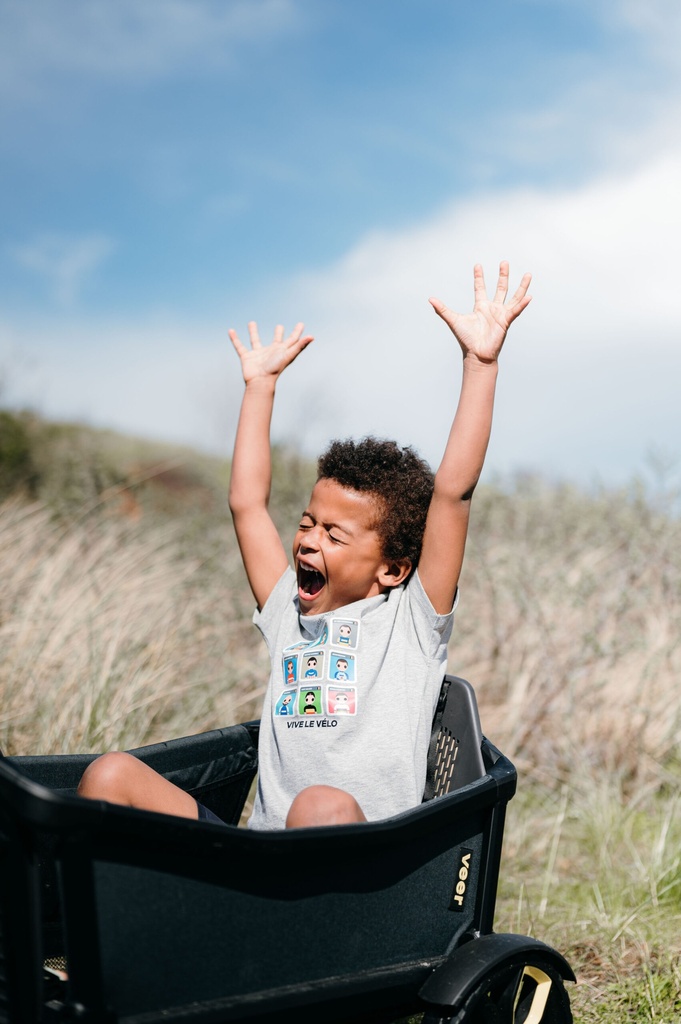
[{"xmin": 293, "ymin": 478, "xmax": 389, "ymax": 614}]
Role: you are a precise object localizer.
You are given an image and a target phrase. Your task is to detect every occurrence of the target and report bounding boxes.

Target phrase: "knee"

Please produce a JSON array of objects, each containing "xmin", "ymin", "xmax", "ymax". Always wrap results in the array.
[
  {"xmin": 77, "ymin": 751, "xmax": 140, "ymax": 804},
  {"xmin": 286, "ymin": 785, "xmax": 366, "ymax": 828}
]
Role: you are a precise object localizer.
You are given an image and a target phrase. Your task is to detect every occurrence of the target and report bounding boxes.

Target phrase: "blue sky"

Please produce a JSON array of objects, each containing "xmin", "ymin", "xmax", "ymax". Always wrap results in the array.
[{"xmin": 2, "ymin": 0, "xmax": 680, "ymax": 486}]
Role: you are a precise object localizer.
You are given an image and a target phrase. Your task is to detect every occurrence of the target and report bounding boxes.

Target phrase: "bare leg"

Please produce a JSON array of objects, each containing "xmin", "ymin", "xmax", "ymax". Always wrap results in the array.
[
  {"xmin": 77, "ymin": 751, "xmax": 199, "ymax": 819},
  {"xmin": 285, "ymin": 785, "xmax": 367, "ymax": 828}
]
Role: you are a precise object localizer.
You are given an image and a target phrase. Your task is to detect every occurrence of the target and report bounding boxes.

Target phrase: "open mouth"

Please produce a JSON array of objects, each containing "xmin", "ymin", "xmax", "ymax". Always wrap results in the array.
[{"xmin": 297, "ymin": 563, "xmax": 326, "ymax": 599}]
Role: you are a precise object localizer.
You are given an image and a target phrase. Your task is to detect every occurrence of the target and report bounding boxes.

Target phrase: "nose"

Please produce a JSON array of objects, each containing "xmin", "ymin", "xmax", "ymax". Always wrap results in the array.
[{"xmin": 298, "ymin": 524, "xmax": 322, "ymax": 552}]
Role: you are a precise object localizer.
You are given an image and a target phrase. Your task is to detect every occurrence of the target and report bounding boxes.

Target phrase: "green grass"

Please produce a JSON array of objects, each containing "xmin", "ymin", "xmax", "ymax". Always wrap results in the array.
[{"xmin": 494, "ymin": 781, "xmax": 681, "ymax": 1021}]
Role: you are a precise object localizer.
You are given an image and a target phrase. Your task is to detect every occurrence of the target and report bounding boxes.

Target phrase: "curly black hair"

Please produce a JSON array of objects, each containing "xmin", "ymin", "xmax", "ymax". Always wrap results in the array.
[{"xmin": 317, "ymin": 436, "xmax": 434, "ymax": 570}]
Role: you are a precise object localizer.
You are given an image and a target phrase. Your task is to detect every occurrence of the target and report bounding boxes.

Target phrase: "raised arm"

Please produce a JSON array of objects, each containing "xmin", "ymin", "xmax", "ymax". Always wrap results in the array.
[
  {"xmin": 228, "ymin": 321, "xmax": 314, "ymax": 609},
  {"xmin": 418, "ymin": 262, "xmax": 532, "ymax": 614}
]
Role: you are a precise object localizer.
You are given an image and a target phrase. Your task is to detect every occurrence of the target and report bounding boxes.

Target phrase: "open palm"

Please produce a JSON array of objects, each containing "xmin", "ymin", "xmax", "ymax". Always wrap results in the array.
[
  {"xmin": 229, "ymin": 321, "xmax": 314, "ymax": 384},
  {"xmin": 430, "ymin": 262, "xmax": 532, "ymax": 362}
]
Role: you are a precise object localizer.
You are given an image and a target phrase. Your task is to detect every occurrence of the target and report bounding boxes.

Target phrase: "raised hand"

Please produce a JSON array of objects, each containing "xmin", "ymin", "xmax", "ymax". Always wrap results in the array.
[
  {"xmin": 429, "ymin": 262, "xmax": 531, "ymax": 363},
  {"xmin": 229, "ymin": 321, "xmax": 314, "ymax": 384}
]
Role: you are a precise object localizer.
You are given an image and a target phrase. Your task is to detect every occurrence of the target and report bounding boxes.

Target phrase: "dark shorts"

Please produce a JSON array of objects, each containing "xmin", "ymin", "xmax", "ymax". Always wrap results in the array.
[{"xmin": 196, "ymin": 800, "xmax": 227, "ymax": 826}]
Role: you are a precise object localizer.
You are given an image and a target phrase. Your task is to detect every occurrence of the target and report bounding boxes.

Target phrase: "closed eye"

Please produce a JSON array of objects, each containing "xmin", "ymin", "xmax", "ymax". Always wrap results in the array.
[{"xmin": 298, "ymin": 513, "xmax": 347, "ymax": 544}]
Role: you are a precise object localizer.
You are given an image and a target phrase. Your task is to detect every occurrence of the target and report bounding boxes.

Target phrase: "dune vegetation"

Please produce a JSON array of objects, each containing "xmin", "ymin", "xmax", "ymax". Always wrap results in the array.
[{"xmin": 1, "ymin": 409, "xmax": 680, "ymax": 1021}]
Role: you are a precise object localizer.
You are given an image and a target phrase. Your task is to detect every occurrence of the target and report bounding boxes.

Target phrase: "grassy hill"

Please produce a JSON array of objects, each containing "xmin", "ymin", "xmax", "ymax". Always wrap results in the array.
[{"xmin": 1, "ymin": 410, "xmax": 680, "ymax": 1021}]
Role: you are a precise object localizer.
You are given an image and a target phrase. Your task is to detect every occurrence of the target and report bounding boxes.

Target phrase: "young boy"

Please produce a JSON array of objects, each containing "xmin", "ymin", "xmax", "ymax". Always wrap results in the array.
[{"xmin": 77, "ymin": 262, "xmax": 531, "ymax": 829}]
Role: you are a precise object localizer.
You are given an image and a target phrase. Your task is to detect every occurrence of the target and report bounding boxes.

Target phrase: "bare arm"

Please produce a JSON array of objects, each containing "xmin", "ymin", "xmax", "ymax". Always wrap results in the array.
[
  {"xmin": 418, "ymin": 262, "xmax": 532, "ymax": 614},
  {"xmin": 228, "ymin": 321, "xmax": 314, "ymax": 609}
]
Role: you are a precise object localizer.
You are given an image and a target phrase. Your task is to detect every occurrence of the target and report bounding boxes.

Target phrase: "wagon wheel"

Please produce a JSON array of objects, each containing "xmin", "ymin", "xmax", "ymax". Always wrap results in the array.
[{"xmin": 422, "ymin": 959, "xmax": 573, "ymax": 1024}]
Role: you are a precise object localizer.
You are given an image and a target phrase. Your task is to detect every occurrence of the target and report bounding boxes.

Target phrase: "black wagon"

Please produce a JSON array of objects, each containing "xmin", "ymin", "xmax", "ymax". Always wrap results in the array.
[{"xmin": 0, "ymin": 676, "xmax": 574, "ymax": 1023}]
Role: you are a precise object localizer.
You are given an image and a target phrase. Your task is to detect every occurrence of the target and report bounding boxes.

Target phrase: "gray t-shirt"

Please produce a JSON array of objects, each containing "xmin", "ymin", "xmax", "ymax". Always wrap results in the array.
[{"xmin": 248, "ymin": 568, "xmax": 456, "ymax": 830}]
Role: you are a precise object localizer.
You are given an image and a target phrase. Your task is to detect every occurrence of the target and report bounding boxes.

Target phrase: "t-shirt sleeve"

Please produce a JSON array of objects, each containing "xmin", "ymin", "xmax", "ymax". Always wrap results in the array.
[
  {"xmin": 408, "ymin": 570, "xmax": 457, "ymax": 657},
  {"xmin": 252, "ymin": 567, "xmax": 296, "ymax": 649}
]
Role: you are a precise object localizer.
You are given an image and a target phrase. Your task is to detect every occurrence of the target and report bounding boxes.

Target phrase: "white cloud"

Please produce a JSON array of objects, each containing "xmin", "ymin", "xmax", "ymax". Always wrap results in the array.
[
  {"xmin": 486, "ymin": 0, "xmax": 681, "ymax": 188},
  {"xmin": 264, "ymin": 152, "xmax": 681, "ymax": 482},
  {"xmin": 11, "ymin": 233, "xmax": 115, "ymax": 306},
  {"xmin": 0, "ymin": 0, "xmax": 300, "ymax": 97},
  {"xmin": 617, "ymin": 0, "xmax": 681, "ymax": 57}
]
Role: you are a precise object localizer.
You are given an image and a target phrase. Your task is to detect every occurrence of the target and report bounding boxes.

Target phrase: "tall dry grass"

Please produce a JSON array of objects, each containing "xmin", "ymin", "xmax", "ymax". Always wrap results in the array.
[
  {"xmin": 0, "ymin": 492, "xmax": 264, "ymax": 755},
  {"xmin": 456, "ymin": 476, "xmax": 681, "ymax": 796}
]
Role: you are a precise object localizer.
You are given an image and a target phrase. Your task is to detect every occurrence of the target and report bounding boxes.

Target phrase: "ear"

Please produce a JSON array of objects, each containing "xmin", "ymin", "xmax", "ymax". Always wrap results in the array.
[{"xmin": 378, "ymin": 558, "xmax": 412, "ymax": 589}]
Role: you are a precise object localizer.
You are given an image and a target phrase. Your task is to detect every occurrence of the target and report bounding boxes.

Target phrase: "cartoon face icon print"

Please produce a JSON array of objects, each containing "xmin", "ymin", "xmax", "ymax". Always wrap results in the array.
[
  {"xmin": 275, "ymin": 690, "xmax": 296, "ymax": 716},
  {"xmin": 334, "ymin": 658, "xmax": 349, "ymax": 680},
  {"xmin": 333, "ymin": 691, "xmax": 350, "ymax": 713},
  {"xmin": 303, "ymin": 690, "xmax": 319, "ymax": 714},
  {"xmin": 329, "ymin": 650, "xmax": 355, "ymax": 682},
  {"xmin": 328, "ymin": 686, "xmax": 356, "ymax": 715},
  {"xmin": 332, "ymin": 619, "xmax": 358, "ymax": 648},
  {"xmin": 338, "ymin": 624, "xmax": 352, "ymax": 643},
  {"xmin": 304, "ymin": 656, "xmax": 318, "ymax": 677}
]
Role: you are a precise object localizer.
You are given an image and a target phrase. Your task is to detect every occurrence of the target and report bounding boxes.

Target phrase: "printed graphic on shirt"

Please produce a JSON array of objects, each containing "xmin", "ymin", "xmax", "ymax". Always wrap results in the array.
[
  {"xmin": 299, "ymin": 686, "xmax": 323, "ymax": 715},
  {"xmin": 331, "ymin": 618, "xmax": 359, "ymax": 649},
  {"xmin": 276, "ymin": 618, "xmax": 361, "ymax": 727},
  {"xmin": 330, "ymin": 650, "xmax": 356, "ymax": 682},
  {"xmin": 302, "ymin": 650, "xmax": 324, "ymax": 679},
  {"xmin": 327, "ymin": 685, "xmax": 357, "ymax": 715},
  {"xmin": 282, "ymin": 654, "xmax": 299, "ymax": 686},
  {"xmin": 275, "ymin": 689, "xmax": 297, "ymax": 716}
]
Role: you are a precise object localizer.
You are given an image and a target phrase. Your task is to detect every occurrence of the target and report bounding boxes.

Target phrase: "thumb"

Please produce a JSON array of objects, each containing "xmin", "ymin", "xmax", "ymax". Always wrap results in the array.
[{"xmin": 429, "ymin": 296, "xmax": 458, "ymax": 329}]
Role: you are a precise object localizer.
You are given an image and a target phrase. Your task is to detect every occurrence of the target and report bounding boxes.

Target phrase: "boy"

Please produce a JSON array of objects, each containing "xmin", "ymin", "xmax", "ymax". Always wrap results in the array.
[{"xmin": 77, "ymin": 262, "xmax": 531, "ymax": 829}]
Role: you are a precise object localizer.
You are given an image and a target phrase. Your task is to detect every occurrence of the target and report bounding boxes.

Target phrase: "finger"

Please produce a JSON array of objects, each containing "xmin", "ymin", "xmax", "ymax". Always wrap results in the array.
[
  {"xmin": 493, "ymin": 261, "xmax": 509, "ymax": 304},
  {"xmin": 273, "ymin": 324, "xmax": 285, "ymax": 345},
  {"xmin": 292, "ymin": 334, "xmax": 314, "ymax": 355},
  {"xmin": 506, "ymin": 292, "xmax": 532, "ymax": 324},
  {"xmin": 247, "ymin": 321, "xmax": 261, "ymax": 349},
  {"xmin": 228, "ymin": 328, "xmax": 247, "ymax": 356},
  {"xmin": 429, "ymin": 296, "xmax": 459, "ymax": 329},
  {"xmin": 509, "ymin": 272, "xmax": 532, "ymax": 306},
  {"xmin": 285, "ymin": 322, "xmax": 306, "ymax": 346},
  {"xmin": 473, "ymin": 263, "xmax": 488, "ymax": 306}
]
